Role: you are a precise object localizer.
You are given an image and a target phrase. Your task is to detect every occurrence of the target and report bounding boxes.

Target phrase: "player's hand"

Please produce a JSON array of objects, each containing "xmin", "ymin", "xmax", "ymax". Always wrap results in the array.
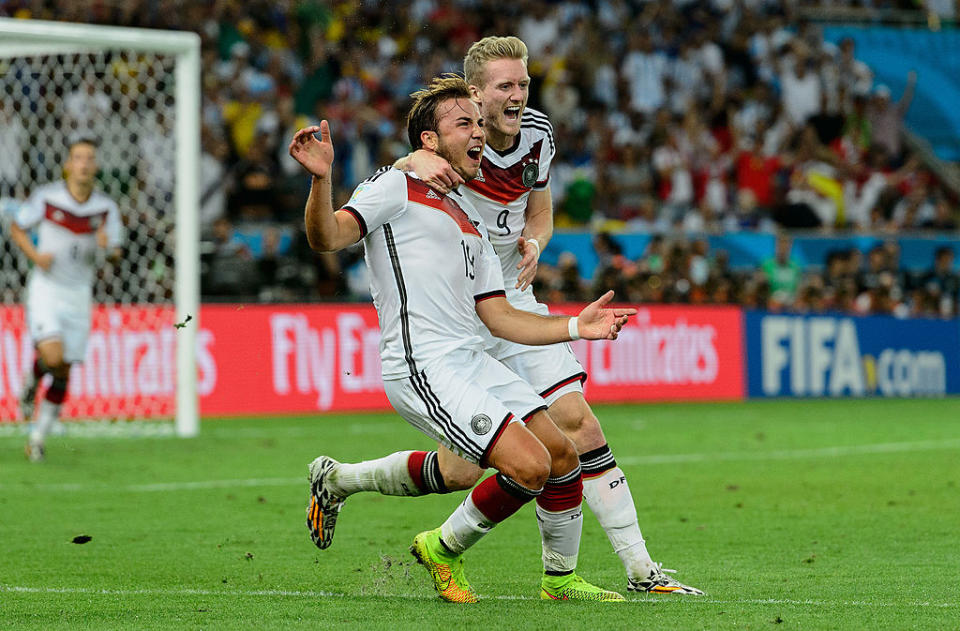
[
  {"xmin": 576, "ymin": 290, "xmax": 637, "ymax": 340},
  {"xmin": 96, "ymin": 226, "xmax": 108, "ymax": 248},
  {"xmin": 409, "ymin": 149, "xmax": 463, "ymax": 194},
  {"xmin": 289, "ymin": 121, "xmax": 335, "ymax": 179},
  {"xmin": 515, "ymin": 236, "xmax": 539, "ymax": 291},
  {"xmin": 35, "ymin": 252, "xmax": 54, "ymax": 271}
]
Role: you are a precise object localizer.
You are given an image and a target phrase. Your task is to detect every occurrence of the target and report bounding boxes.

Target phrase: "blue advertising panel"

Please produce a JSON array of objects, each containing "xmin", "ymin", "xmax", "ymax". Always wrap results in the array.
[{"xmin": 745, "ymin": 311, "xmax": 960, "ymax": 398}]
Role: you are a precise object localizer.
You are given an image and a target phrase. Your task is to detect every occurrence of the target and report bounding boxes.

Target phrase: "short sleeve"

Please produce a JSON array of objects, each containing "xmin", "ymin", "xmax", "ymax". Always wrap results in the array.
[
  {"xmin": 473, "ymin": 238, "xmax": 506, "ymax": 302},
  {"xmin": 104, "ymin": 198, "xmax": 123, "ymax": 248},
  {"xmin": 528, "ymin": 112, "xmax": 556, "ymax": 191},
  {"xmin": 15, "ymin": 187, "xmax": 47, "ymax": 229},
  {"xmin": 339, "ymin": 167, "xmax": 407, "ymax": 237}
]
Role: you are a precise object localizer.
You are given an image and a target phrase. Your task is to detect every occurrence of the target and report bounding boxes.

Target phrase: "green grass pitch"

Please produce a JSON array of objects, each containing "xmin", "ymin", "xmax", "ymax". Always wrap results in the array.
[{"xmin": 1, "ymin": 399, "xmax": 958, "ymax": 629}]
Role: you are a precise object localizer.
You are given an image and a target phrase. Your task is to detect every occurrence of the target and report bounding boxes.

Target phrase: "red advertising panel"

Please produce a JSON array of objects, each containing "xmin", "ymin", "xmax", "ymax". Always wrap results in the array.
[
  {"xmin": 0, "ymin": 304, "xmax": 177, "ymax": 420},
  {"xmin": 199, "ymin": 304, "xmax": 388, "ymax": 415},
  {"xmin": 551, "ymin": 304, "xmax": 745, "ymax": 402},
  {"xmin": 0, "ymin": 303, "xmax": 744, "ymax": 421}
]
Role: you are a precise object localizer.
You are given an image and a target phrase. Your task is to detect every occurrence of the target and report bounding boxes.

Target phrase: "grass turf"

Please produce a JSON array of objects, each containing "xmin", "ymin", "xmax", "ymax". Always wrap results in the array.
[{"xmin": 1, "ymin": 398, "xmax": 958, "ymax": 629}]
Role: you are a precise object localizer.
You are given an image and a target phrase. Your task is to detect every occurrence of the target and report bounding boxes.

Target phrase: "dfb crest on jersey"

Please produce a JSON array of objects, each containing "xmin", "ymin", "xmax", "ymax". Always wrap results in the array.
[
  {"xmin": 471, "ymin": 413, "xmax": 492, "ymax": 435},
  {"xmin": 521, "ymin": 162, "xmax": 539, "ymax": 188}
]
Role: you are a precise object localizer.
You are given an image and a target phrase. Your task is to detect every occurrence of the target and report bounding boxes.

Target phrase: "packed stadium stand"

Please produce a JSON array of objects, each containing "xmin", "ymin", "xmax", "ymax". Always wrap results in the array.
[{"xmin": 2, "ymin": 0, "xmax": 958, "ymax": 317}]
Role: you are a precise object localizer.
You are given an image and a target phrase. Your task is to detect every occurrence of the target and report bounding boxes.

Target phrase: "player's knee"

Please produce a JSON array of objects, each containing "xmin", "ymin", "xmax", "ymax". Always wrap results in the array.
[
  {"xmin": 552, "ymin": 396, "xmax": 593, "ymax": 428},
  {"xmin": 509, "ymin": 444, "xmax": 550, "ymax": 490},
  {"xmin": 547, "ymin": 434, "xmax": 579, "ymax": 474},
  {"xmin": 38, "ymin": 349, "xmax": 65, "ymax": 371}
]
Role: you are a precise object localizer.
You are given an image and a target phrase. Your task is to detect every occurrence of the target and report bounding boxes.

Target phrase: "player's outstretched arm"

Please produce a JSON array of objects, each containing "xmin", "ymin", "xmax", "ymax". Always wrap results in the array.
[
  {"xmin": 476, "ymin": 290, "xmax": 635, "ymax": 345},
  {"xmin": 289, "ymin": 121, "xmax": 360, "ymax": 252},
  {"xmin": 394, "ymin": 149, "xmax": 463, "ymax": 194}
]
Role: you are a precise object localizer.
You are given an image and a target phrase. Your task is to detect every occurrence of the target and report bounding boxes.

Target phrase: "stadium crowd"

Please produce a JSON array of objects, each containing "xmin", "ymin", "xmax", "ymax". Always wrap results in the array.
[{"xmin": 3, "ymin": 0, "xmax": 958, "ymax": 316}]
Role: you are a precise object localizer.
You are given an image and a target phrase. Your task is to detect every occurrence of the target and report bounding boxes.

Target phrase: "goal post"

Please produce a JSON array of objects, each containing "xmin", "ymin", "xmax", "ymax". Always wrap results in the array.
[{"xmin": 0, "ymin": 18, "xmax": 200, "ymax": 437}]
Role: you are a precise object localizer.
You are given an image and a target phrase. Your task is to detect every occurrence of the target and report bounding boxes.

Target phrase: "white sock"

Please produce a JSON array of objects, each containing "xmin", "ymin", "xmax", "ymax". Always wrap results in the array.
[
  {"xmin": 327, "ymin": 450, "xmax": 429, "ymax": 497},
  {"xmin": 536, "ymin": 504, "xmax": 583, "ymax": 573},
  {"xmin": 30, "ymin": 400, "xmax": 61, "ymax": 444},
  {"xmin": 440, "ymin": 493, "xmax": 493, "ymax": 555},
  {"xmin": 582, "ymin": 466, "xmax": 654, "ymax": 578}
]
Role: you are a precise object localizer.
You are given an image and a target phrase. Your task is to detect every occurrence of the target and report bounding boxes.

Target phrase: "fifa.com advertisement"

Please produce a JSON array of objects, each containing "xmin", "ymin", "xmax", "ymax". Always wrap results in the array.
[
  {"xmin": 0, "ymin": 303, "xmax": 744, "ymax": 420},
  {"xmin": 745, "ymin": 311, "xmax": 960, "ymax": 398}
]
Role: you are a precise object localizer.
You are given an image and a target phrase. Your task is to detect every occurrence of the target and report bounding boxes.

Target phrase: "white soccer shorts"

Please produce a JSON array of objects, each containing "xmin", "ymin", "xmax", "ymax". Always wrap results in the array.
[
  {"xmin": 383, "ymin": 347, "xmax": 547, "ymax": 466},
  {"xmin": 483, "ymin": 245, "xmax": 587, "ymax": 406},
  {"xmin": 25, "ymin": 273, "xmax": 92, "ymax": 363}
]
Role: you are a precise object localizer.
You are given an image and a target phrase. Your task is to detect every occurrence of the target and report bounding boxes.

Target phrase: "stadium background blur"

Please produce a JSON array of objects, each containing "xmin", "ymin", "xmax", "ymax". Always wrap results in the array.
[{"xmin": 1, "ymin": 0, "xmax": 959, "ymax": 318}]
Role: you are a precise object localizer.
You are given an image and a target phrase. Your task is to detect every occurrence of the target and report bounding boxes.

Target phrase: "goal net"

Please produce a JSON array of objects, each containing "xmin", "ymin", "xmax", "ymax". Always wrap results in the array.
[{"xmin": 0, "ymin": 18, "xmax": 200, "ymax": 435}]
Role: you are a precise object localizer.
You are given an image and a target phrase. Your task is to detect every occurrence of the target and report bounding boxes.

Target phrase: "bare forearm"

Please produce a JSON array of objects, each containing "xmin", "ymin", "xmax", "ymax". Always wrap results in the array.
[
  {"xmin": 304, "ymin": 175, "xmax": 337, "ymax": 252},
  {"xmin": 482, "ymin": 304, "xmax": 573, "ymax": 345},
  {"xmin": 10, "ymin": 224, "xmax": 39, "ymax": 263},
  {"xmin": 523, "ymin": 190, "xmax": 554, "ymax": 249}
]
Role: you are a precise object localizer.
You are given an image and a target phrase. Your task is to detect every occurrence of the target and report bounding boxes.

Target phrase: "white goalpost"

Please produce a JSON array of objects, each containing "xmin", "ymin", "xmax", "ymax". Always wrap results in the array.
[{"xmin": 0, "ymin": 18, "xmax": 200, "ymax": 437}]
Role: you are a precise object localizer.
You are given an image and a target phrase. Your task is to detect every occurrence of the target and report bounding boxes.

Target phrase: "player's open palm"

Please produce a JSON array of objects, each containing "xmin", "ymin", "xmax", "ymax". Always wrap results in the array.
[
  {"xmin": 289, "ymin": 121, "xmax": 335, "ymax": 179},
  {"xmin": 577, "ymin": 290, "xmax": 637, "ymax": 340}
]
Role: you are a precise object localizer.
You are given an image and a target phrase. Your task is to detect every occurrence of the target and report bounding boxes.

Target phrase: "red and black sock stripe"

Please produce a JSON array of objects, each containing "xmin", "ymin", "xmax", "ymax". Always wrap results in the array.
[
  {"xmin": 537, "ymin": 464, "xmax": 583, "ymax": 512},
  {"xmin": 470, "ymin": 473, "xmax": 540, "ymax": 524},
  {"xmin": 45, "ymin": 376, "xmax": 68, "ymax": 405},
  {"xmin": 406, "ymin": 450, "xmax": 449, "ymax": 495}
]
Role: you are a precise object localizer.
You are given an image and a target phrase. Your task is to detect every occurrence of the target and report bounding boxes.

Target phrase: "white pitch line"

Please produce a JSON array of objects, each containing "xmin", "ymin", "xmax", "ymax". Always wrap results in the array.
[
  {"xmin": 1, "ymin": 586, "xmax": 955, "ymax": 609},
  {"xmin": 2, "ymin": 438, "xmax": 959, "ymax": 494}
]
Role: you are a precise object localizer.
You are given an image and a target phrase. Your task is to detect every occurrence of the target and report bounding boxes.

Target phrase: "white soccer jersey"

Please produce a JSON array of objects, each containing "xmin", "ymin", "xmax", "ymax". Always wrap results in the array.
[
  {"xmin": 462, "ymin": 107, "xmax": 555, "ymax": 250},
  {"xmin": 342, "ymin": 168, "xmax": 506, "ymax": 380},
  {"xmin": 15, "ymin": 181, "xmax": 122, "ymax": 288}
]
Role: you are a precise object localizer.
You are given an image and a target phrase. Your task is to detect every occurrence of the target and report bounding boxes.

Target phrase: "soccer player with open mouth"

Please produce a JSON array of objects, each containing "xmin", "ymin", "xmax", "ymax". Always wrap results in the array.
[
  {"xmin": 305, "ymin": 37, "xmax": 703, "ymax": 597},
  {"xmin": 290, "ymin": 75, "xmax": 635, "ymax": 602}
]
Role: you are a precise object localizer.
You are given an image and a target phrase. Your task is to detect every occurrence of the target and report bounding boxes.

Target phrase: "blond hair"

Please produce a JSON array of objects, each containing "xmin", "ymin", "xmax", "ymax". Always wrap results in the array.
[
  {"xmin": 406, "ymin": 74, "xmax": 473, "ymax": 149},
  {"xmin": 463, "ymin": 36, "xmax": 528, "ymax": 87}
]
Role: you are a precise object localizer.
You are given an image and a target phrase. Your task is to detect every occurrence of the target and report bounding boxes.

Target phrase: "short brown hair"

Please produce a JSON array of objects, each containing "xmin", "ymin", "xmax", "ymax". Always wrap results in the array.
[
  {"xmin": 463, "ymin": 36, "xmax": 528, "ymax": 87},
  {"xmin": 406, "ymin": 74, "xmax": 473, "ymax": 150}
]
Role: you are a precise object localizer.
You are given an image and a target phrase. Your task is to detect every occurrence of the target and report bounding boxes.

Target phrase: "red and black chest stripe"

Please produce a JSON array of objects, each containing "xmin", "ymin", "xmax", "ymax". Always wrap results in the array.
[
  {"xmin": 406, "ymin": 177, "xmax": 481, "ymax": 237},
  {"xmin": 465, "ymin": 139, "xmax": 544, "ymax": 204},
  {"xmin": 44, "ymin": 203, "xmax": 107, "ymax": 234}
]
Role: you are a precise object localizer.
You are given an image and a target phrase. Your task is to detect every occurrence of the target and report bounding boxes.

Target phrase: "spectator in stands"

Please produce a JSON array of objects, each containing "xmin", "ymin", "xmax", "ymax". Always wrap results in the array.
[
  {"xmin": 920, "ymin": 246, "xmax": 960, "ymax": 317},
  {"xmin": 867, "ymin": 71, "xmax": 916, "ymax": 166},
  {"xmin": 762, "ymin": 234, "xmax": 803, "ymax": 307},
  {"xmin": 15, "ymin": 0, "xmax": 957, "ymax": 309}
]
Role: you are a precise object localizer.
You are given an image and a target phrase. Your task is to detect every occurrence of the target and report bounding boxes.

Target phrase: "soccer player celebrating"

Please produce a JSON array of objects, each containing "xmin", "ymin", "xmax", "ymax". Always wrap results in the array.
[
  {"xmin": 290, "ymin": 76, "xmax": 636, "ymax": 602},
  {"xmin": 10, "ymin": 138, "xmax": 122, "ymax": 461},
  {"xmin": 310, "ymin": 37, "xmax": 703, "ymax": 596}
]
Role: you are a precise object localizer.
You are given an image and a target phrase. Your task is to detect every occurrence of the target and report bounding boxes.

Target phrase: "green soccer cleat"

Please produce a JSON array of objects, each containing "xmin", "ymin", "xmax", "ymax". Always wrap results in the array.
[
  {"xmin": 409, "ymin": 529, "xmax": 478, "ymax": 604},
  {"xmin": 306, "ymin": 456, "xmax": 345, "ymax": 550},
  {"xmin": 540, "ymin": 572, "xmax": 625, "ymax": 602},
  {"xmin": 627, "ymin": 563, "xmax": 704, "ymax": 595}
]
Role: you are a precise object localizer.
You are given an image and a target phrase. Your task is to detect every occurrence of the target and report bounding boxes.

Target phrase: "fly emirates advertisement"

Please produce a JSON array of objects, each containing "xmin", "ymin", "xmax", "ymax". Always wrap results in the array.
[{"xmin": 0, "ymin": 303, "xmax": 744, "ymax": 420}]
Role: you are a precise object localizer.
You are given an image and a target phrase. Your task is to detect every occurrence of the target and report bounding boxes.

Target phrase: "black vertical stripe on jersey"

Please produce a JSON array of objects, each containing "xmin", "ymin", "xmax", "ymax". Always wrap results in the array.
[
  {"xmin": 384, "ymin": 224, "xmax": 416, "ymax": 372},
  {"xmin": 418, "ymin": 369, "xmax": 483, "ymax": 459},
  {"xmin": 383, "ymin": 223, "xmax": 483, "ymax": 461}
]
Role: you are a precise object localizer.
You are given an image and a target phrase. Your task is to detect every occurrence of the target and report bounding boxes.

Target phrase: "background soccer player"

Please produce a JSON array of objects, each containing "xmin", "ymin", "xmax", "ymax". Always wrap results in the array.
[
  {"xmin": 324, "ymin": 37, "xmax": 703, "ymax": 595},
  {"xmin": 10, "ymin": 138, "xmax": 122, "ymax": 461},
  {"xmin": 290, "ymin": 76, "xmax": 636, "ymax": 602}
]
